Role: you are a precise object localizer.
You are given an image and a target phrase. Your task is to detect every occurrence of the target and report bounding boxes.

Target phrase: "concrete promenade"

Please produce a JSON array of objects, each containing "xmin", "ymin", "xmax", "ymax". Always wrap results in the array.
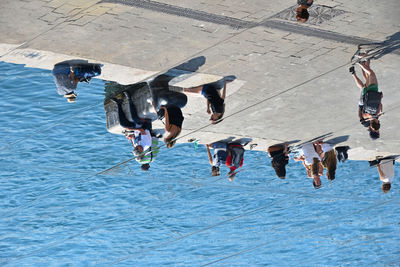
[{"xmin": 0, "ymin": 0, "xmax": 399, "ymax": 160}]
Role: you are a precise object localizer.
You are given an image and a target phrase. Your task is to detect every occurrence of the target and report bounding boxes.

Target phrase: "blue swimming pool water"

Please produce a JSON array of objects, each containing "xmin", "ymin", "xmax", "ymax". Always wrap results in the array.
[{"xmin": 0, "ymin": 61, "xmax": 399, "ymax": 266}]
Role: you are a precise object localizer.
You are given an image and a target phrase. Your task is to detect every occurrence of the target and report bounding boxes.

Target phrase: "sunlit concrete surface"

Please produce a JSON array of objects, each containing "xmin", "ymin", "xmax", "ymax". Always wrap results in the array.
[{"xmin": 1, "ymin": 0, "xmax": 399, "ymax": 160}]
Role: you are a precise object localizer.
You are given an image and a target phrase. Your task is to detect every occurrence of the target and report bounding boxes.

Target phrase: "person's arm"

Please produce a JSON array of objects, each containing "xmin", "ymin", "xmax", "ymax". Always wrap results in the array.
[
  {"xmin": 358, "ymin": 106, "xmax": 364, "ymax": 122},
  {"xmin": 69, "ymin": 70, "xmax": 79, "ymax": 87},
  {"xmin": 283, "ymin": 143, "xmax": 289, "ymax": 156},
  {"xmin": 352, "ymin": 73, "xmax": 365, "ymax": 90},
  {"xmin": 151, "ymin": 101, "xmax": 158, "ymax": 114},
  {"xmin": 206, "ymin": 100, "xmax": 211, "ymax": 114},
  {"xmin": 294, "ymin": 155, "xmax": 305, "ymax": 161},
  {"xmin": 163, "ymin": 106, "xmax": 171, "ymax": 131},
  {"xmin": 377, "ymin": 102, "xmax": 383, "ymax": 114},
  {"xmin": 377, "ymin": 164, "xmax": 385, "ymax": 179},
  {"xmin": 206, "ymin": 145, "xmax": 213, "ymax": 165},
  {"xmin": 221, "ymin": 82, "xmax": 227, "ymax": 100}
]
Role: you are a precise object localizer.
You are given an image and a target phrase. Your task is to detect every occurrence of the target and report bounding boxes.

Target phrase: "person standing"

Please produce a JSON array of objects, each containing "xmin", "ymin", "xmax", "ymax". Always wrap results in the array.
[
  {"xmin": 225, "ymin": 143, "xmax": 245, "ymax": 180},
  {"xmin": 206, "ymin": 142, "xmax": 228, "ymax": 177},
  {"xmin": 294, "ymin": 142, "xmax": 323, "ymax": 189},
  {"xmin": 350, "ymin": 59, "xmax": 383, "ymax": 139}
]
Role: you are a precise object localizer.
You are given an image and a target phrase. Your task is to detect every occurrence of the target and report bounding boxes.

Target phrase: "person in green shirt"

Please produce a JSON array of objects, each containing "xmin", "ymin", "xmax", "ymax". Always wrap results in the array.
[{"xmin": 134, "ymin": 136, "xmax": 160, "ymax": 171}]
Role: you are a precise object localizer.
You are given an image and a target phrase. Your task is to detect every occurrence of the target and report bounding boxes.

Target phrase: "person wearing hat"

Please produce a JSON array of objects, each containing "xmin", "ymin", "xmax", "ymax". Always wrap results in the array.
[
  {"xmin": 52, "ymin": 62, "xmax": 80, "ymax": 103},
  {"xmin": 52, "ymin": 61, "xmax": 101, "ymax": 102},
  {"xmin": 134, "ymin": 136, "xmax": 160, "ymax": 171}
]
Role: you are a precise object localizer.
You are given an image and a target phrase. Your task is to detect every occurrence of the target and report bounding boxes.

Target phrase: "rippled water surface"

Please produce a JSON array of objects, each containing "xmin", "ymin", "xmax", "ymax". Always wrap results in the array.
[{"xmin": 0, "ymin": 62, "xmax": 399, "ymax": 266}]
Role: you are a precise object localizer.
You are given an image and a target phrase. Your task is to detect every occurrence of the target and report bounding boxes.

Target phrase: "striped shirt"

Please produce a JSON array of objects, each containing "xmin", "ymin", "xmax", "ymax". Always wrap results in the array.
[{"xmin": 136, "ymin": 137, "xmax": 160, "ymax": 164}]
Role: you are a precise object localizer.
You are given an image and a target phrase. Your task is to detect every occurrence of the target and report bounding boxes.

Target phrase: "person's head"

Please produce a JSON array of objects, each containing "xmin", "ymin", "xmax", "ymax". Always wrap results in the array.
[
  {"xmin": 313, "ymin": 177, "xmax": 322, "ymax": 189},
  {"xmin": 272, "ymin": 161, "xmax": 286, "ymax": 179},
  {"xmin": 369, "ymin": 126, "xmax": 380, "ymax": 140},
  {"xmin": 323, "ymin": 150, "xmax": 337, "ymax": 181},
  {"xmin": 133, "ymin": 145, "xmax": 144, "ymax": 160},
  {"xmin": 141, "ymin": 163, "xmax": 150, "ymax": 171},
  {"xmin": 211, "ymin": 166, "xmax": 220, "ymax": 176},
  {"xmin": 296, "ymin": 7, "xmax": 310, "ymax": 23},
  {"xmin": 210, "ymin": 104, "xmax": 225, "ymax": 123},
  {"xmin": 64, "ymin": 92, "xmax": 77, "ymax": 103},
  {"xmin": 370, "ymin": 119, "xmax": 380, "ymax": 131},
  {"xmin": 134, "ymin": 145, "xmax": 144, "ymax": 154},
  {"xmin": 382, "ymin": 183, "xmax": 391, "ymax": 193},
  {"xmin": 210, "ymin": 113, "xmax": 223, "ymax": 124}
]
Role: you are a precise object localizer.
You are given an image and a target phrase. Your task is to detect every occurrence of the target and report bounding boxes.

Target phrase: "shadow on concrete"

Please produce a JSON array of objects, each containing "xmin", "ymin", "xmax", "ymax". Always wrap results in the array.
[
  {"xmin": 354, "ymin": 31, "xmax": 400, "ymax": 61},
  {"xmin": 324, "ymin": 135, "xmax": 349, "ymax": 146}
]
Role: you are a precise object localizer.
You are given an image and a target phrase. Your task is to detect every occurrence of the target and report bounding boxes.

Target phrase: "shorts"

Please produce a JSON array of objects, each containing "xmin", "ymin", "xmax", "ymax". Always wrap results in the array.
[
  {"xmin": 362, "ymin": 84, "xmax": 379, "ymax": 96},
  {"xmin": 359, "ymin": 84, "xmax": 379, "ymax": 105},
  {"xmin": 201, "ymin": 84, "xmax": 212, "ymax": 96}
]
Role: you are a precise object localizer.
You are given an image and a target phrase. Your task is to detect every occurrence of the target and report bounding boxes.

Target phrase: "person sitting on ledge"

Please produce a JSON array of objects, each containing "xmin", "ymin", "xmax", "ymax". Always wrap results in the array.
[
  {"xmin": 294, "ymin": 142, "xmax": 323, "ymax": 189},
  {"xmin": 369, "ymin": 156, "xmax": 396, "ymax": 193},
  {"xmin": 183, "ymin": 76, "xmax": 235, "ymax": 124},
  {"xmin": 156, "ymin": 105, "xmax": 184, "ymax": 149},
  {"xmin": 296, "ymin": 0, "xmax": 313, "ymax": 23},
  {"xmin": 52, "ymin": 62, "xmax": 101, "ymax": 103}
]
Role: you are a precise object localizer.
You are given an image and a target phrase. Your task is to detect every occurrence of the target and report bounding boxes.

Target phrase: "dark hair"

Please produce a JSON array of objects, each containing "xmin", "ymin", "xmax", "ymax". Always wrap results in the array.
[
  {"xmin": 311, "ymin": 158, "xmax": 320, "ymax": 176},
  {"xmin": 296, "ymin": 8, "xmax": 310, "ymax": 22},
  {"xmin": 211, "ymin": 166, "xmax": 219, "ymax": 176},
  {"xmin": 327, "ymin": 168, "xmax": 335, "ymax": 181},
  {"xmin": 210, "ymin": 104, "xmax": 225, "ymax": 123},
  {"xmin": 370, "ymin": 120, "xmax": 380, "ymax": 130},
  {"xmin": 369, "ymin": 129, "xmax": 380, "ymax": 140},
  {"xmin": 313, "ymin": 181, "xmax": 322, "ymax": 189},
  {"xmin": 382, "ymin": 183, "xmax": 391, "ymax": 193},
  {"xmin": 323, "ymin": 150, "xmax": 337, "ymax": 181},
  {"xmin": 272, "ymin": 161, "xmax": 286, "ymax": 179},
  {"xmin": 141, "ymin": 164, "xmax": 150, "ymax": 171}
]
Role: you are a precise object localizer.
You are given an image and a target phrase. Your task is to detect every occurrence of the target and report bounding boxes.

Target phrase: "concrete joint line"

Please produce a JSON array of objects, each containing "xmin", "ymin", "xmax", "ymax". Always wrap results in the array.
[{"xmin": 101, "ymin": 0, "xmax": 398, "ymax": 50}]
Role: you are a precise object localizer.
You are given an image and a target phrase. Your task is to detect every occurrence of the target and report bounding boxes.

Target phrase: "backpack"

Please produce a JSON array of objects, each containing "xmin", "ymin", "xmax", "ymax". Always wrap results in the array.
[{"xmin": 362, "ymin": 91, "xmax": 382, "ymax": 115}]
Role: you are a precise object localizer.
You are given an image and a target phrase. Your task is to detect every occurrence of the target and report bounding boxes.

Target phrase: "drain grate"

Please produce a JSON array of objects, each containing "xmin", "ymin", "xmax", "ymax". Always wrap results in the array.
[
  {"xmin": 271, "ymin": 4, "xmax": 347, "ymax": 25},
  {"xmin": 101, "ymin": 0, "xmax": 256, "ymax": 29}
]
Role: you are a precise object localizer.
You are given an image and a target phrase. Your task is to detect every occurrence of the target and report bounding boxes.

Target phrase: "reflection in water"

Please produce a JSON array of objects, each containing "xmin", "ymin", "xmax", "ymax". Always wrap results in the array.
[
  {"xmin": 369, "ymin": 155, "xmax": 398, "ymax": 193},
  {"xmin": 296, "ymin": 0, "xmax": 313, "ymax": 23},
  {"xmin": 350, "ymin": 57, "xmax": 383, "ymax": 139},
  {"xmin": 52, "ymin": 60, "xmax": 101, "ymax": 103},
  {"xmin": 207, "ymin": 138, "xmax": 251, "ymax": 180},
  {"xmin": 183, "ymin": 76, "xmax": 236, "ymax": 123}
]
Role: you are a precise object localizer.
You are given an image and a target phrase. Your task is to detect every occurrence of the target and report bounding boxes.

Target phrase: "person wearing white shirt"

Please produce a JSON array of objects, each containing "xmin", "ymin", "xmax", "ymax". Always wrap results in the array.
[{"xmin": 377, "ymin": 159, "xmax": 395, "ymax": 193}]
